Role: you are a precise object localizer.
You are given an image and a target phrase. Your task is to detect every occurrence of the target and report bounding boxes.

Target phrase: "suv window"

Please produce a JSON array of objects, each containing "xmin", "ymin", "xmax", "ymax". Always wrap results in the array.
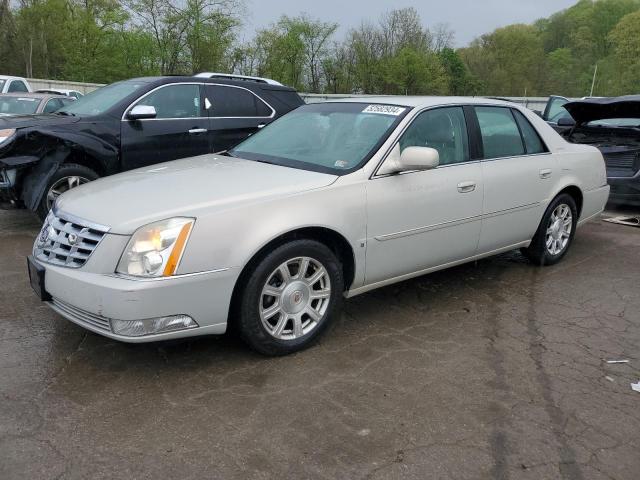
[
  {"xmin": 399, "ymin": 106, "xmax": 469, "ymax": 165},
  {"xmin": 136, "ymin": 84, "xmax": 201, "ymax": 119},
  {"xmin": 476, "ymin": 107, "xmax": 525, "ymax": 159},
  {"xmin": 8, "ymin": 81, "xmax": 29, "ymax": 93},
  {"xmin": 207, "ymin": 85, "xmax": 272, "ymax": 117},
  {"xmin": 513, "ymin": 110, "xmax": 546, "ymax": 154}
]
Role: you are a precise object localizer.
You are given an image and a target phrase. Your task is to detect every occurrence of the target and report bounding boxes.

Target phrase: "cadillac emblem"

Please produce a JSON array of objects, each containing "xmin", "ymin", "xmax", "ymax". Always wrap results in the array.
[
  {"xmin": 67, "ymin": 233, "xmax": 78, "ymax": 246},
  {"xmin": 38, "ymin": 224, "xmax": 50, "ymax": 245}
]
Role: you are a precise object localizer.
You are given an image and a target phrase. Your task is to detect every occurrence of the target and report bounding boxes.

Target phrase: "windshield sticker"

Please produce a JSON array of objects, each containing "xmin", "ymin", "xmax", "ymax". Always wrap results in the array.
[
  {"xmin": 334, "ymin": 160, "xmax": 349, "ymax": 168},
  {"xmin": 363, "ymin": 104, "xmax": 406, "ymax": 116}
]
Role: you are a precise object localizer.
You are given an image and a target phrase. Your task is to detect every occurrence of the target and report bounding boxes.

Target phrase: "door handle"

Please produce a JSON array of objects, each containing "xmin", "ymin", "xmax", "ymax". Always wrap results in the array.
[
  {"xmin": 257, "ymin": 123, "xmax": 267, "ymax": 129},
  {"xmin": 189, "ymin": 128, "xmax": 207, "ymax": 134},
  {"xmin": 457, "ymin": 181, "xmax": 476, "ymax": 193},
  {"xmin": 539, "ymin": 168, "xmax": 552, "ymax": 179}
]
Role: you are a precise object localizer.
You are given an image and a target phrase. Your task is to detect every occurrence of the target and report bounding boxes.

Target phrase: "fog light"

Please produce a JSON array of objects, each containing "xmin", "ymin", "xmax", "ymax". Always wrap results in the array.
[{"xmin": 110, "ymin": 315, "xmax": 198, "ymax": 337}]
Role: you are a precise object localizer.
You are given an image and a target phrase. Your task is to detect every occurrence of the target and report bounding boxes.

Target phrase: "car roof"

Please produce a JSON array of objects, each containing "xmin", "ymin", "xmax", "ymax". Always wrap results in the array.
[
  {"xmin": 0, "ymin": 92, "xmax": 67, "ymax": 100},
  {"xmin": 125, "ymin": 76, "xmax": 298, "ymax": 92},
  {"xmin": 323, "ymin": 96, "xmax": 519, "ymax": 109}
]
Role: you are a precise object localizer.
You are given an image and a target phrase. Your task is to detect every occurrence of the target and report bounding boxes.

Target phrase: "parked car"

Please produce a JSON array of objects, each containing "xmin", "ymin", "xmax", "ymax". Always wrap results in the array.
[
  {"xmin": 27, "ymin": 97, "xmax": 609, "ymax": 355},
  {"xmin": 536, "ymin": 95, "xmax": 571, "ymax": 131},
  {"xmin": 0, "ymin": 92, "xmax": 75, "ymax": 116},
  {"xmin": 0, "ymin": 74, "xmax": 304, "ymax": 218},
  {"xmin": 0, "ymin": 75, "xmax": 32, "ymax": 94},
  {"xmin": 553, "ymin": 95, "xmax": 640, "ymax": 206},
  {"xmin": 36, "ymin": 88, "xmax": 84, "ymax": 99}
]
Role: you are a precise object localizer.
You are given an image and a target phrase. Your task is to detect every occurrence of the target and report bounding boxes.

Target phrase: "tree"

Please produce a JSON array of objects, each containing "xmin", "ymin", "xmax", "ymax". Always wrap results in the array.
[{"xmin": 608, "ymin": 10, "xmax": 640, "ymax": 94}]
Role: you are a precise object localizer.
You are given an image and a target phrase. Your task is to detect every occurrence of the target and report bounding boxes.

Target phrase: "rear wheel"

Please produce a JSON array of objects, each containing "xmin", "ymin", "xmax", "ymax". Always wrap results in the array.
[
  {"xmin": 37, "ymin": 163, "xmax": 98, "ymax": 220},
  {"xmin": 521, "ymin": 193, "xmax": 577, "ymax": 266},
  {"xmin": 236, "ymin": 239, "xmax": 344, "ymax": 356}
]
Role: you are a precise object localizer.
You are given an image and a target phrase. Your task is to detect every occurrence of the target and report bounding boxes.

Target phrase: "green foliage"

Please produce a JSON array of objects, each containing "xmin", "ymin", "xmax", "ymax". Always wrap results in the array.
[{"xmin": 2, "ymin": 0, "xmax": 640, "ymax": 97}]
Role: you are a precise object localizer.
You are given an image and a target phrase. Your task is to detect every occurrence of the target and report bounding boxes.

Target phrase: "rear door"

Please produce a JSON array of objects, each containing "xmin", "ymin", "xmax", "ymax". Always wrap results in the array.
[
  {"xmin": 474, "ymin": 106, "xmax": 557, "ymax": 253},
  {"xmin": 120, "ymin": 83, "xmax": 210, "ymax": 170},
  {"xmin": 204, "ymin": 84, "xmax": 275, "ymax": 152}
]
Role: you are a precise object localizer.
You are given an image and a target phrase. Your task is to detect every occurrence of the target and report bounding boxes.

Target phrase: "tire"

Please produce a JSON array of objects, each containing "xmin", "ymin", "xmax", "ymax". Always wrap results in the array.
[
  {"xmin": 236, "ymin": 239, "xmax": 344, "ymax": 356},
  {"xmin": 37, "ymin": 163, "xmax": 99, "ymax": 220},
  {"xmin": 521, "ymin": 193, "xmax": 578, "ymax": 266}
]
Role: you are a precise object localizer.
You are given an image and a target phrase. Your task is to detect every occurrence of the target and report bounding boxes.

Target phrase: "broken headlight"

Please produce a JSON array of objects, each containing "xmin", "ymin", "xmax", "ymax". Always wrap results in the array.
[{"xmin": 0, "ymin": 129, "xmax": 16, "ymax": 146}]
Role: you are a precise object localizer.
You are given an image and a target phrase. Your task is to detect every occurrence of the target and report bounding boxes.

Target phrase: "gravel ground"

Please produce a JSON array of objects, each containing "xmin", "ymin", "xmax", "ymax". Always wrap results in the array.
[{"xmin": 1, "ymin": 208, "xmax": 639, "ymax": 480}]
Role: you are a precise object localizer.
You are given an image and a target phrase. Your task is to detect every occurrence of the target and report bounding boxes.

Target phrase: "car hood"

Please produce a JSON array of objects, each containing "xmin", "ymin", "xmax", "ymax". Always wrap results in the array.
[
  {"xmin": 55, "ymin": 154, "xmax": 338, "ymax": 234},
  {"xmin": 0, "ymin": 113, "xmax": 81, "ymax": 129},
  {"xmin": 564, "ymin": 95, "xmax": 640, "ymax": 124}
]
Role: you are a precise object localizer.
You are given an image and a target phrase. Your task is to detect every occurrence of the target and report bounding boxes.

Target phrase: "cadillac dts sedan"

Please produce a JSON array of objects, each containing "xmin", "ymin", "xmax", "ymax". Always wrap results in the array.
[{"xmin": 28, "ymin": 97, "xmax": 609, "ymax": 355}]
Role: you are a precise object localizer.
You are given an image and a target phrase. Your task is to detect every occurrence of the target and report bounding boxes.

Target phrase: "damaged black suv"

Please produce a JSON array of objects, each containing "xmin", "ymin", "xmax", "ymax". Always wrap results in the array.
[
  {"xmin": 0, "ymin": 74, "xmax": 304, "ymax": 218},
  {"xmin": 556, "ymin": 96, "xmax": 640, "ymax": 206}
]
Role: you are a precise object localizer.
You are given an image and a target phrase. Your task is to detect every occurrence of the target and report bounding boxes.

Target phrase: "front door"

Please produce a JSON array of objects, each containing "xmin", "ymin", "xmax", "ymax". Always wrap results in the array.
[
  {"xmin": 205, "ymin": 84, "xmax": 274, "ymax": 152},
  {"xmin": 365, "ymin": 106, "xmax": 483, "ymax": 285},
  {"xmin": 121, "ymin": 83, "xmax": 210, "ymax": 170}
]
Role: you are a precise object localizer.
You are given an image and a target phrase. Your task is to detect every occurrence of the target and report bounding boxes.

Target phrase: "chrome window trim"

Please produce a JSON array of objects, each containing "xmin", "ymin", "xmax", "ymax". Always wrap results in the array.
[
  {"xmin": 121, "ymin": 82, "xmax": 276, "ymax": 121},
  {"xmin": 371, "ymin": 102, "xmax": 553, "ymax": 179}
]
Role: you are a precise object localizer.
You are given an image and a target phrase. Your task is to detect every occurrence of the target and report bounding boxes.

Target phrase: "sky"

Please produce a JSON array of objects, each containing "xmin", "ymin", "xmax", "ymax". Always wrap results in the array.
[{"xmin": 240, "ymin": 0, "xmax": 578, "ymax": 47}]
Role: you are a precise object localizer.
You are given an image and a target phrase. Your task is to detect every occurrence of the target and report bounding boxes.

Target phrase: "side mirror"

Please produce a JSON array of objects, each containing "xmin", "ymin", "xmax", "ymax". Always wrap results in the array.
[
  {"xmin": 557, "ymin": 116, "xmax": 576, "ymax": 127},
  {"xmin": 378, "ymin": 146, "xmax": 440, "ymax": 175},
  {"xmin": 127, "ymin": 105, "xmax": 157, "ymax": 120},
  {"xmin": 398, "ymin": 146, "xmax": 440, "ymax": 171}
]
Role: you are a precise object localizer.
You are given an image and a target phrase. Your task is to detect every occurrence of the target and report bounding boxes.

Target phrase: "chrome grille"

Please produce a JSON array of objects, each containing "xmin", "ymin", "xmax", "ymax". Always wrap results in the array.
[
  {"xmin": 50, "ymin": 297, "xmax": 112, "ymax": 332},
  {"xmin": 33, "ymin": 211, "xmax": 109, "ymax": 268},
  {"xmin": 604, "ymin": 151, "xmax": 637, "ymax": 170}
]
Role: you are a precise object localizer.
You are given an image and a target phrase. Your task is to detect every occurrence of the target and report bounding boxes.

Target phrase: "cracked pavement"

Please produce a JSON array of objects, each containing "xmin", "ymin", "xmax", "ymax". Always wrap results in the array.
[{"xmin": 1, "ymin": 209, "xmax": 639, "ymax": 479}]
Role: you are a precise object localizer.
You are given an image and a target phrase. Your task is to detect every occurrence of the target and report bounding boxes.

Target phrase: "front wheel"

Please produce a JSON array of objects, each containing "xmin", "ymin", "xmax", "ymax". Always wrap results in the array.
[
  {"xmin": 521, "ymin": 193, "xmax": 578, "ymax": 266},
  {"xmin": 36, "ymin": 163, "xmax": 98, "ymax": 220},
  {"xmin": 236, "ymin": 239, "xmax": 344, "ymax": 356}
]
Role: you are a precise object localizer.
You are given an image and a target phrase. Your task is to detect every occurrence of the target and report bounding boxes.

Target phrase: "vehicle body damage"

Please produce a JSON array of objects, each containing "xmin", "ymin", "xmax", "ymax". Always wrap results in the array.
[
  {"xmin": 0, "ymin": 117, "xmax": 118, "ymax": 210},
  {"xmin": 559, "ymin": 95, "xmax": 640, "ymax": 206}
]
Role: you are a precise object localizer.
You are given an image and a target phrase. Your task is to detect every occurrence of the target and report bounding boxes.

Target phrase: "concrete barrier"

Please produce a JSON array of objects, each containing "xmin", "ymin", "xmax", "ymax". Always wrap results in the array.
[{"xmin": 27, "ymin": 78, "xmax": 104, "ymax": 94}]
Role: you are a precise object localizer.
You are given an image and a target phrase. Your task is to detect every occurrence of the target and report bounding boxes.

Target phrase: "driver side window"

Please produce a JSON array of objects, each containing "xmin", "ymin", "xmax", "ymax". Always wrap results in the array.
[
  {"xmin": 136, "ymin": 84, "xmax": 201, "ymax": 119},
  {"xmin": 399, "ymin": 107, "xmax": 469, "ymax": 165}
]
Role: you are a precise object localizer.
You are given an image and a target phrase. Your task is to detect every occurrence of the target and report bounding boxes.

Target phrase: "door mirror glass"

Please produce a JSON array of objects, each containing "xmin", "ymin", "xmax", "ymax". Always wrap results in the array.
[
  {"xmin": 557, "ymin": 116, "xmax": 576, "ymax": 127},
  {"xmin": 127, "ymin": 105, "xmax": 157, "ymax": 120}
]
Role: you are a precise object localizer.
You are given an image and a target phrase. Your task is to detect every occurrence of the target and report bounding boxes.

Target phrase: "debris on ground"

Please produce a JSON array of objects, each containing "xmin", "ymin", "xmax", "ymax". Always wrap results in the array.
[
  {"xmin": 605, "ymin": 376, "xmax": 615, "ymax": 382},
  {"xmin": 606, "ymin": 359, "xmax": 630, "ymax": 364},
  {"xmin": 631, "ymin": 381, "xmax": 640, "ymax": 393},
  {"xmin": 603, "ymin": 216, "xmax": 640, "ymax": 228}
]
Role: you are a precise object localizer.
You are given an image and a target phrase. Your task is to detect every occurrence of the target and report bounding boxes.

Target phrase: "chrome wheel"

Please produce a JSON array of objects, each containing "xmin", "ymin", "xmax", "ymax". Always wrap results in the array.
[
  {"xmin": 259, "ymin": 256, "xmax": 331, "ymax": 340},
  {"xmin": 545, "ymin": 203, "xmax": 572, "ymax": 255},
  {"xmin": 46, "ymin": 176, "xmax": 90, "ymax": 210}
]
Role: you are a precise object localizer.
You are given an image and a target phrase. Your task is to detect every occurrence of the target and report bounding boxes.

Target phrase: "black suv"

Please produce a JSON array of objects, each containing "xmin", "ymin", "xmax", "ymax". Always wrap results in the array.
[{"xmin": 0, "ymin": 73, "xmax": 304, "ymax": 218}]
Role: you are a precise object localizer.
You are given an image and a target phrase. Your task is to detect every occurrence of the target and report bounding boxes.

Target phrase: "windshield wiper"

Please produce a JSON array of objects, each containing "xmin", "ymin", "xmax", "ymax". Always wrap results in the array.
[{"xmin": 54, "ymin": 111, "xmax": 75, "ymax": 116}]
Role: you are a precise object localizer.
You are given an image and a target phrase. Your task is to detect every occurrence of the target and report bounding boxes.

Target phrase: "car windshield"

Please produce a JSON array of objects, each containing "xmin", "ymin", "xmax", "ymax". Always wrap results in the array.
[
  {"xmin": 230, "ymin": 102, "xmax": 409, "ymax": 174},
  {"xmin": 0, "ymin": 95, "xmax": 40, "ymax": 115},
  {"xmin": 57, "ymin": 81, "xmax": 148, "ymax": 116},
  {"xmin": 587, "ymin": 118, "xmax": 640, "ymax": 128}
]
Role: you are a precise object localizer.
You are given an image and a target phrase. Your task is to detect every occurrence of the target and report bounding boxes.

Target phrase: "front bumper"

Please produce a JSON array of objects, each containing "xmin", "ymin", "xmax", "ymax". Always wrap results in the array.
[{"xmin": 37, "ymin": 259, "xmax": 240, "ymax": 343}]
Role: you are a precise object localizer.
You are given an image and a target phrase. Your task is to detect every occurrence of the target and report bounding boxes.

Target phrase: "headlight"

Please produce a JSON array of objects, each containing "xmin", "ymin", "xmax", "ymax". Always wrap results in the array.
[
  {"xmin": 116, "ymin": 217, "xmax": 194, "ymax": 278},
  {"xmin": 0, "ymin": 129, "xmax": 16, "ymax": 145}
]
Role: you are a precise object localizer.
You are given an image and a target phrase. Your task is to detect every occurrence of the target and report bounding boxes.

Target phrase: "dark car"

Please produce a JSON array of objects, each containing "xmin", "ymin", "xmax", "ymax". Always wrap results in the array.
[
  {"xmin": 555, "ymin": 95, "xmax": 640, "ymax": 206},
  {"xmin": 0, "ymin": 74, "xmax": 304, "ymax": 218},
  {"xmin": 0, "ymin": 92, "xmax": 75, "ymax": 116}
]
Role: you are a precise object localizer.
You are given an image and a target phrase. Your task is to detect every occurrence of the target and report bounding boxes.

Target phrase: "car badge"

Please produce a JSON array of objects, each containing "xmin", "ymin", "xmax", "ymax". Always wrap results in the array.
[
  {"xmin": 67, "ymin": 233, "xmax": 78, "ymax": 246},
  {"xmin": 38, "ymin": 224, "xmax": 50, "ymax": 244}
]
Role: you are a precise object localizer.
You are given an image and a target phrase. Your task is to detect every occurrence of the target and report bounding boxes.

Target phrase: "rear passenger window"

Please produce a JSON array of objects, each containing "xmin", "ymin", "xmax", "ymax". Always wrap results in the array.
[
  {"xmin": 513, "ymin": 109, "xmax": 546, "ymax": 154},
  {"xmin": 475, "ymin": 107, "xmax": 525, "ymax": 159},
  {"xmin": 208, "ymin": 86, "xmax": 272, "ymax": 117},
  {"xmin": 8, "ymin": 81, "xmax": 29, "ymax": 93}
]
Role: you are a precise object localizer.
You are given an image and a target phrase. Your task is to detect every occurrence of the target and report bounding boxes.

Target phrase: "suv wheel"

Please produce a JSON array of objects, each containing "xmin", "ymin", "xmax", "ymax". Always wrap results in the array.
[
  {"xmin": 237, "ymin": 239, "xmax": 344, "ymax": 356},
  {"xmin": 522, "ymin": 193, "xmax": 578, "ymax": 266},
  {"xmin": 37, "ymin": 163, "xmax": 98, "ymax": 220}
]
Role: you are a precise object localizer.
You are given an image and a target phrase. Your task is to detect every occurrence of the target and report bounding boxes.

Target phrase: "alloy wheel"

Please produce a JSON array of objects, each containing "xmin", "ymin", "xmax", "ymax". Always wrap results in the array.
[
  {"xmin": 46, "ymin": 176, "xmax": 90, "ymax": 210},
  {"xmin": 259, "ymin": 256, "xmax": 331, "ymax": 340},
  {"xmin": 545, "ymin": 203, "xmax": 572, "ymax": 255}
]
